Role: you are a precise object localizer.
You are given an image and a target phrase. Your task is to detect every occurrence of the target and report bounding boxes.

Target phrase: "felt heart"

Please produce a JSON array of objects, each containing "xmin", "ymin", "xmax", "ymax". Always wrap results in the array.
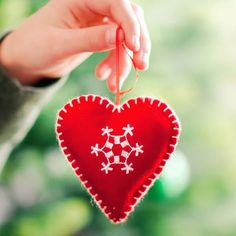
[{"xmin": 56, "ymin": 95, "xmax": 180, "ymax": 223}]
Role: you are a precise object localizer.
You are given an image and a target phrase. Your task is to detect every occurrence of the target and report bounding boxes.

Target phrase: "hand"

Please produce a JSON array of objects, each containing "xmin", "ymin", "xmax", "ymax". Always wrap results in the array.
[{"xmin": 0, "ymin": 0, "xmax": 151, "ymax": 92}]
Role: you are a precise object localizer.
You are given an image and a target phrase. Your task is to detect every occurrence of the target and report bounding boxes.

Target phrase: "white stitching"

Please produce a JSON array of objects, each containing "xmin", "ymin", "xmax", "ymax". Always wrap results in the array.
[
  {"xmin": 99, "ymin": 98, "xmax": 104, "ymax": 104},
  {"xmin": 150, "ymin": 99, "xmax": 154, "ymax": 105},
  {"xmin": 163, "ymin": 107, "xmax": 169, "ymax": 112},
  {"xmin": 55, "ymin": 94, "xmax": 180, "ymax": 223},
  {"xmin": 69, "ymin": 101, "xmax": 73, "ymax": 107},
  {"xmin": 125, "ymin": 102, "xmax": 131, "ymax": 108},
  {"xmin": 112, "ymin": 106, "xmax": 117, "ymax": 113}
]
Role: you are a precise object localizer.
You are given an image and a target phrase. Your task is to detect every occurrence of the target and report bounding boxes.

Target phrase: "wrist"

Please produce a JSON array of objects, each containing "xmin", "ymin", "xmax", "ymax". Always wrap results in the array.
[
  {"xmin": 0, "ymin": 33, "xmax": 12, "ymax": 73},
  {"xmin": 0, "ymin": 33, "xmax": 39, "ymax": 85}
]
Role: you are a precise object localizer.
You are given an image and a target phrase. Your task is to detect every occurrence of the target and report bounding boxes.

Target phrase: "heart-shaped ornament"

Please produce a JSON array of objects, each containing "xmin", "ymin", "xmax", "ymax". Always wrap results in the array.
[{"xmin": 56, "ymin": 95, "xmax": 180, "ymax": 223}]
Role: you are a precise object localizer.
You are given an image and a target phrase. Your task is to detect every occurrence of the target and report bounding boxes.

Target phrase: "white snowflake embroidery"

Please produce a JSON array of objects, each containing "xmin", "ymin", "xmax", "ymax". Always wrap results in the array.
[{"xmin": 91, "ymin": 124, "xmax": 144, "ymax": 174}]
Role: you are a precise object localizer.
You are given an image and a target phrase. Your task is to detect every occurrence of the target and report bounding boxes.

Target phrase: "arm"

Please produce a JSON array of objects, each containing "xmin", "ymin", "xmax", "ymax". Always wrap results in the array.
[
  {"xmin": 0, "ymin": 33, "xmax": 68, "ymax": 171},
  {"xmin": 0, "ymin": 0, "xmax": 151, "ymax": 170}
]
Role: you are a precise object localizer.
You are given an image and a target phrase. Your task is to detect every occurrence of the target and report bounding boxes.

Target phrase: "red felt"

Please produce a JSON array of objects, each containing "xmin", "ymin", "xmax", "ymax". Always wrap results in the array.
[{"xmin": 56, "ymin": 95, "xmax": 180, "ymax": 223}]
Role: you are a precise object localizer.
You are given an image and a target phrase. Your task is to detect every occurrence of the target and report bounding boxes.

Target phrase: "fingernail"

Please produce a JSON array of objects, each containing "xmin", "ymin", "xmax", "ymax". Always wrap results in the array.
[
  {"xmin": 142, "ymin": 52, "xmax": 149, "ymax": 69},
  {"xmin": 108, "ymin": 79, "xmax": 117, "ymax": 93},
  {"xmin": 119, "ymin": 76, "xmax": 125, "ymax": 89},
  {"xmin": 99, "ymin": 64, "xmax": 112, "ymax": 80},
  {"xmin": 105, "ymin": 27, "xmax": 116, "ymax": 45},
  {"xmin": 132, "ymin": 35, "xmax": 140, "ymax": 51}
]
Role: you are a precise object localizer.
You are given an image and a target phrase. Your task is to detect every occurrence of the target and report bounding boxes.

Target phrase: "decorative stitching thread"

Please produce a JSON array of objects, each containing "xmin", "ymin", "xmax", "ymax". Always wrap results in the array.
[
  {"xmin": 91, "ymin": 124, "xmax": 144, "ymax": 174},
  {"xmin": 56, "ymin": 94, "xmax": 181, "ymax": 223}
]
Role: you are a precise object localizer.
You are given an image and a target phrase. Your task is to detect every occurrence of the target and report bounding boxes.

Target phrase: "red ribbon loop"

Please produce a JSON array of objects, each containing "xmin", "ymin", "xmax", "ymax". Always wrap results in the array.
[{"xmin": 115, "ymin": 26, "xmax": 139, "ymax": 105}]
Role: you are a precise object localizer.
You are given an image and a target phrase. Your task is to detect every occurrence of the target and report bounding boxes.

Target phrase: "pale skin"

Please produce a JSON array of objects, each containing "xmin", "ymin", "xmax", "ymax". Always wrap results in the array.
[{"xmin": 0, "ymin": 0, "xmax": 151, "ymax": 92}]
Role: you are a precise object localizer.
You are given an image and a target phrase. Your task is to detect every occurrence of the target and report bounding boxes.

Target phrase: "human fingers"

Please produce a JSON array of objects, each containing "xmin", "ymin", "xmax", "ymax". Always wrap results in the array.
[
  {"xmin": 132, "ymin": 3, "xmax": 151, "ymax": 70},
  {"xmin": 85, "ymin": 0, "xmax": 141, "ymax": 52},
  {"xmin": 95, "ymin": 50, "xmax": 114, "ymax": 80},
  {"xmin": 58, "ymin": 24, "xmax": 124, "ymax": 56},
  {"xmin": 106, "ymin": 46, "xmax": 132, "ymax": 93}
]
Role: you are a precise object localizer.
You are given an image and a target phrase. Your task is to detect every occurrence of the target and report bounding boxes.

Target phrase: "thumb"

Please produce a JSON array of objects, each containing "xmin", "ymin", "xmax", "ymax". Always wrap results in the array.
[{"xmin": 61, "ymin": 25, "xmax": 125, "ymax": 55}]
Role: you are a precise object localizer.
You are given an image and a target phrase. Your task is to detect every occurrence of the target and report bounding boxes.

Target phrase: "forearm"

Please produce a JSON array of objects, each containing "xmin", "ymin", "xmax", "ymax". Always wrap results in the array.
[
  {"xmin": 0, "ymin": 66, "xmax": 66, "ymax": 144},
  {"xmin": 0, "ymin": 33, "xmax": 67, "ymax": 170},
  {"xmin": 0, "ymin": 65, "xmax": 67, "ymax": 169},
  {"xmin": 0, "ymin": 0, "xmax": 151, "ymax": 171}
]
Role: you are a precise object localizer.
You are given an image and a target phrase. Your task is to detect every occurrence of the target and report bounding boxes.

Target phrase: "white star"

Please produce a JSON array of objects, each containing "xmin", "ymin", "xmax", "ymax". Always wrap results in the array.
[
  {"xmin": 101, "ymin": 126, "xmax": 113, "ymax": 136},
  {"xmin": 91, "ymin": 144, "xmax": 100, "ymax": 156},
  {"xmin": 134, "ymin": 143, "xmax": 144, "ymax": 156},
  {"xmin": 121, "ymin": 163, "xmax": 134, "ymax": 174},
  {"xmin": 101, "ymin": 162, "xmax": 113, "ymax": 174},
  {"xmin": 123, "ymin": 124, "xmax": 134, "ymax": 136}
]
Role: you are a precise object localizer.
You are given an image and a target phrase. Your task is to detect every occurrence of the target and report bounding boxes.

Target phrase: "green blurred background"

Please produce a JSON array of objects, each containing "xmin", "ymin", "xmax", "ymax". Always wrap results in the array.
[{"xmin": 1, "ymin": 0, "xmax": 236, "ymax": 235}]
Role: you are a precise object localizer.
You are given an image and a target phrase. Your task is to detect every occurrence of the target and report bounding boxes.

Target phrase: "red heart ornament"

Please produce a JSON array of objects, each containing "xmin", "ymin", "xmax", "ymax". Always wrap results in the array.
[{"xmin": 56, "ymin": 95, "xmax": 180, "ymax": 223}]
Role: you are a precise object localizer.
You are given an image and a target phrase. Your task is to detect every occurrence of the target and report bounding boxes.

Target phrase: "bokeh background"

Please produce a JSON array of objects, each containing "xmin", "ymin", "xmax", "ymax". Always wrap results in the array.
[{"xmin": 1, "ymin": 0, "xmax": 236, "ymax": 235}]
